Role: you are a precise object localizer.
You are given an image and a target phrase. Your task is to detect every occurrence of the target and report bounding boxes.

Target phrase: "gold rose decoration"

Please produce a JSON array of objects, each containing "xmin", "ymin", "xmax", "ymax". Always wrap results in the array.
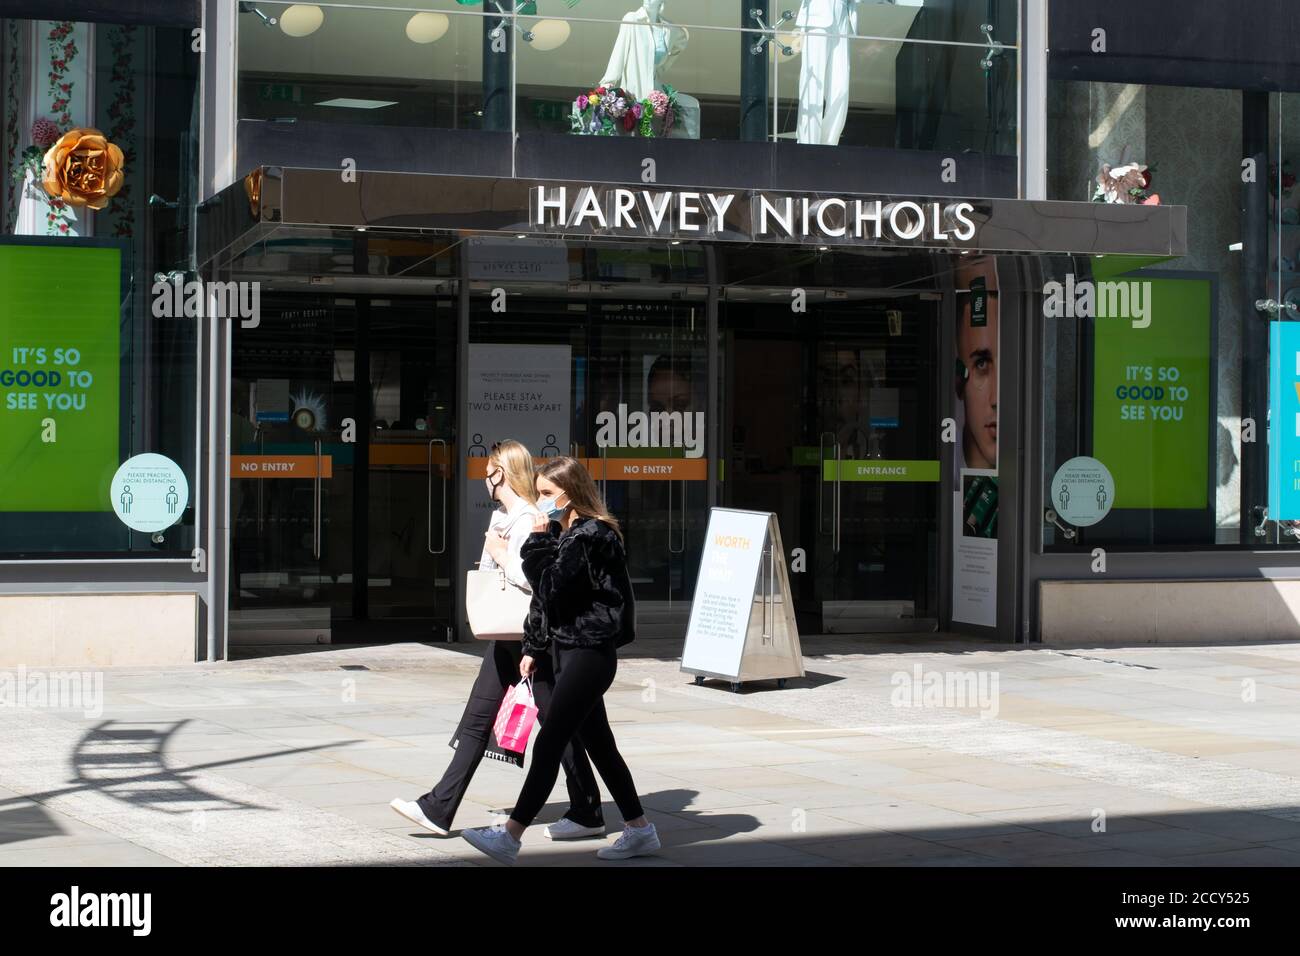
[
  {"xmin": 41, "ymin": 128, "xmax": 125, "ymax": 210},
  {"xmin": 244, "ymin": 168, "xmax": 263, "ymax": 219}
]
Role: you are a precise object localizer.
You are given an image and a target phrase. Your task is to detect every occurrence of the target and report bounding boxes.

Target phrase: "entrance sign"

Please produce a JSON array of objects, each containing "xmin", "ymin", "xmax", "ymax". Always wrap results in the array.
[
  {"xmin": 110, "ymin": 453, "xmax": 188, "ymax": 533},
  {"xmin": 1050, "ymin": 456, "xmax": 1115, "ymax": 527},
  {"xmin": 1269, "ymin": 322, "xmax": 1300, "ymax": 521},
  {"xmin": 681, "ymin": 508, "xmax": 804, "ymax": 688},
  {"xmin": 824, "ymin": 459, "xmax": 940, "ymax": 482}
]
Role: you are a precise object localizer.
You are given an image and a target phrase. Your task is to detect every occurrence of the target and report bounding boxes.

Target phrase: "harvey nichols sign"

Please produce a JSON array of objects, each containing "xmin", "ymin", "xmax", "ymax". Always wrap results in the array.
[{"xmin": 530, "ymin": 184, "xmax": 982, "ymax": 248}]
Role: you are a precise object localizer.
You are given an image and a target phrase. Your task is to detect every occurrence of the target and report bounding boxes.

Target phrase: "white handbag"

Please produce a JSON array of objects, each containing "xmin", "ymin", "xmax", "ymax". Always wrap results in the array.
[{"xmin": 465, "ymin": 568, "xmax": 533, "ymax": 641}]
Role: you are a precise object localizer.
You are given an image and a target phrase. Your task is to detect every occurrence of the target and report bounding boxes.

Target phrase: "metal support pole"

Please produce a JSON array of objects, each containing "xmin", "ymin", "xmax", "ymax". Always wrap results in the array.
[
  {"xmin": 1241, "ymin": 91, "xmax": 1269, "ymax": 545},
  {"xmin": 740, "ymin": 2, "xmax": 770, "ymax": 142}
]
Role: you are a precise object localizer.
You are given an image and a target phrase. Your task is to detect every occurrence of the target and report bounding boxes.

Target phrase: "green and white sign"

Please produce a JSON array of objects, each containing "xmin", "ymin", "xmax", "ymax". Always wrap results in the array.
[
  {"xmin": 110, "ymin": 453, "xmax": 188, "ymax": 533},
  {"xmin": 1090, "ymin": 267, "xmax": 1211, "ymax": 510},
  {"xmin": 823, "ymin": 459, "xmax": 940, "ymax": 482},
  {"xmin": 1050, "ymin": 456, "xmax": 1115, "ymax": 527},
  {"xmin": 0, "ymin": 243, "xmax": 121, "ymax": 512}
]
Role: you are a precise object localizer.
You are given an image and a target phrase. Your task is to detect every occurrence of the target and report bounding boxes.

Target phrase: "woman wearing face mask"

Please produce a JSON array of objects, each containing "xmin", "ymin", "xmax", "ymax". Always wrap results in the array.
[
  {"xmin": 390, "ymin": 441, "xmax": 605, "ymax": 840},
  {"xmin": 461, "ymin": 456, "xmax": 656, "ymax": 865}
]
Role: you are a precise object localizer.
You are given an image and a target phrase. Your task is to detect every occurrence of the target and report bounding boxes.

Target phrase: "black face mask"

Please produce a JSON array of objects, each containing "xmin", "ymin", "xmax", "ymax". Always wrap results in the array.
[{"xmin": 486, "ymin": 473, "xmax": 505, "ymax": 506}]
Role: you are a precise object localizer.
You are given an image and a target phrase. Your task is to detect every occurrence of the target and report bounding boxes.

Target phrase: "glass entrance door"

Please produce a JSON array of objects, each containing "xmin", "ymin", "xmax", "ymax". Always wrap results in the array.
[
  {"xmin": 230, "ymin": 295, "xmax": 341, "ymax": 642},
  {"xmin": 230, "ymin": 294, "xmax": 457, "ymax": 643},
  {"xmin": 464, "ymin": 243, "xmax": 708, "ymax": 636},
  {"xmin": 722, "ymin": 295, "xmax": 941, "ymax": 633},
  {"xmin": 588, "ymin": 297, "xmax": 708, "ymax": 634}
]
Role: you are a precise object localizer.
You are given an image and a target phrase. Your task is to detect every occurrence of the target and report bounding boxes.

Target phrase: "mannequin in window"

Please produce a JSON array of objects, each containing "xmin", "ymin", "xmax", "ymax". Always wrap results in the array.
[
  {"xmin": 797, "ymin": 0, "xmax": 862, "ymax": 146},
  {"xmin": 600, "ymin": 0, "xmax": 688, "ymax": 101}
]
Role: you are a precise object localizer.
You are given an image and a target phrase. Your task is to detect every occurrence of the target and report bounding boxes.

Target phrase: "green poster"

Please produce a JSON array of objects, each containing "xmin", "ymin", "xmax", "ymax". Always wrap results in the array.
[
  {"xmin": 0, "ymin": 244, "xmax": 121, "ymax": 512},
  {"xmin": 1090, "ymin": 268, "xmax": 1210, "ymax": 510}
]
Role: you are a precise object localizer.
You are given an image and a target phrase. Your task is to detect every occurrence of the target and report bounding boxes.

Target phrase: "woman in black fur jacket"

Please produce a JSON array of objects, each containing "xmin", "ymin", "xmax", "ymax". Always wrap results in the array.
[{"xmin": 461, "ymin": 456, "xmax": 659, "ymax": 866}]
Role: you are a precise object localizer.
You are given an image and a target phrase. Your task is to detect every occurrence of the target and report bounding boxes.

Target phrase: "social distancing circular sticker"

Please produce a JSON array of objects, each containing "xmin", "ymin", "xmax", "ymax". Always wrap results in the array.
[
  {"xmin": 110, "ymin": 453, "xmax": 188, "ymax": 533},
  {"xmin": 1050, "ymin": 456, "xmax": 1115, "ymax": 527}
]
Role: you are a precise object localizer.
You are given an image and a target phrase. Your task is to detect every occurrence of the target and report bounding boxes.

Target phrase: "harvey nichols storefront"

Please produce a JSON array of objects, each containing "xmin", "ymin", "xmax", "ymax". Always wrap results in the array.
[
  {"xmin": 184, "ymin": 167, "xmax": 1186, "ymax": 656},
  {"xmin": 18, "ymin": 0, "xmax": 1290, "ymax": 667}
]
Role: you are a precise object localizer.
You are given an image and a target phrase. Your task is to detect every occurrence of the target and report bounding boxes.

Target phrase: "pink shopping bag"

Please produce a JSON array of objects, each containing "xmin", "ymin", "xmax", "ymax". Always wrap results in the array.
[{"xmin": 493, "ymin": 679, "xmax": 539, "ymax": 755}]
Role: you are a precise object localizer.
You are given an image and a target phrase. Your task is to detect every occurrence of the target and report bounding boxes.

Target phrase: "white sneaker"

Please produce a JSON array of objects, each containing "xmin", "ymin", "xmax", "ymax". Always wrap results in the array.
[
  {"xmin": 389, "ymin": 798, "xmax": 449, "ymax": 836},
  {"xmin": 544, "ymin": 818, "xmax": 606, "ymax": 841},
  {"xmin": 597, "ymin": 822, "xmax": 660, "ymax": 860},
  {"xmin": 462, "ymin": 825, "xmax": 521, "ymax": 865}
]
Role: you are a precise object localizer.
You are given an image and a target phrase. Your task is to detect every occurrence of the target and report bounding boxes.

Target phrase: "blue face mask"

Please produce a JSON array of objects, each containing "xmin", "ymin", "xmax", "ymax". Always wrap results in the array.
[{"xmin": 536, "ymin": 495, "xmax": 568, "ymax": 521}]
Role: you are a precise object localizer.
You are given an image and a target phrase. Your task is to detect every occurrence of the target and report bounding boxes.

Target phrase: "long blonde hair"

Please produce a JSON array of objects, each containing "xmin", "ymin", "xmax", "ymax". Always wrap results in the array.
[
  {"xmin": 536, "ymin": 456, "xmax": 621, "ymax": 540},
  {"xmin": 488, "ymin": 440, "xmax": 538, "ymax": 504}
]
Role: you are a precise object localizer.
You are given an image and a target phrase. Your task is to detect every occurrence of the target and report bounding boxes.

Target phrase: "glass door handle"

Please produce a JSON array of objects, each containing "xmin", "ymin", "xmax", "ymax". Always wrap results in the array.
[
  {"xmin": 668, "ymin": 478, "xmax": 686, "ymax": 554},
  {"xmin": 678, "ymin": 477, "xmax": 686, "ymax": 553},
  {"xmin": 257, "ymin": 429, "xmax": 265, "ymax": 534},
  {"xmin": 833, "ymin": 441, "xmax": 842, "ymax": 555},
  {"xmin": 818, "ymin": 431, "xmax": 835, "ymax": 535},
  {"xmin": 312, "ymin": 439, "xmax": 322, "ymax": 560},
  {"xmin": 428, "ymin": 440, "xmax": 448, "ymax": 555}
]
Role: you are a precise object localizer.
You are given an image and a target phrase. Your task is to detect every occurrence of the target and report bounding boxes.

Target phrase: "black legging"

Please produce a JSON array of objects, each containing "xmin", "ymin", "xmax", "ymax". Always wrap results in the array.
[
  {"xmin": 418, "ymin": 640, "xmax": 603, "ymax": 831},
  {"xmin": 510, "ymin": 641, "xmax": 644, "ymax": 829}
]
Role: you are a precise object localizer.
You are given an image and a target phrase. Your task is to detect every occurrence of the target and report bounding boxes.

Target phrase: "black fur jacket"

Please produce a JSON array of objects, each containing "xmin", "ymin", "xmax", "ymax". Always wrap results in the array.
[{"xmin": 520, "ymin": 516, "xmax": 635, "ymax": 655}]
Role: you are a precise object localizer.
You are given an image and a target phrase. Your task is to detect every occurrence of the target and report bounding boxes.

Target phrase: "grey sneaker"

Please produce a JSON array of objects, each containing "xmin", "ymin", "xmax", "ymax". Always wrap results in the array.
[
  {"xmin": 597, "ymin": 822, "xmax": 660, "ymax": 860},
  {"xmin": 462, "ymin": 825, "xmax": 521, "ymax": 865},
  {"xmin": 544, "ymin": 818, "xmax": 606, "ymax": 841},
  {"xmin": 389, "ymin": 798, "xmax": 449, "ymax": 836}
]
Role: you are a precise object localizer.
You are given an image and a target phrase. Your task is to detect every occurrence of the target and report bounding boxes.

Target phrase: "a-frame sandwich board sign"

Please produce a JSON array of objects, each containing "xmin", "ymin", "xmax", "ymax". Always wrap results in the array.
[{"xmin": 680, "ymin": 508, "xmax": 804, "ymax": 691}]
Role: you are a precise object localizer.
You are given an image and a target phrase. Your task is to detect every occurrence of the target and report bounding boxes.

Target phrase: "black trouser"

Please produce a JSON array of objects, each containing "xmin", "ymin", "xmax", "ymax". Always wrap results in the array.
[
  {"xmin": 417, "ymin": 640, "xmax": 604, "ymax": 831},
  {"xmin": 509, "ymin": 641, "xmax": 644, "ymax": 829}
]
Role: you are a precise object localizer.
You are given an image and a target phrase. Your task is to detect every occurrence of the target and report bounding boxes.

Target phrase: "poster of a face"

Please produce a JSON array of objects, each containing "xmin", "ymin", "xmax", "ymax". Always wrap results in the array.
[
  {"xmin": 645, "ymin": 352, "xmax": 696, "ymax": 420},
  {"xmin": 954, "ymin": 258, "xmax": 999, "ymax": 473},
  {"xmin": 953, "ymin": 256, "xmax": 999, "ymax": 539}
]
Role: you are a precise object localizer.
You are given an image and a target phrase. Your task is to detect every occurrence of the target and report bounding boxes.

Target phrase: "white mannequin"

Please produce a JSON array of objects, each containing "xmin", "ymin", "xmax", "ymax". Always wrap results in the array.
[
  {"xmin": 600, "ymin": 0, "xmax": 688, "ymax": 101},
  {"xmin": 14, "ymin": 169, "xmax": 46, "ymax": 236},
  {"xmin": 797, "ymin": 0, "xmax": 862, "ymax": 146}
]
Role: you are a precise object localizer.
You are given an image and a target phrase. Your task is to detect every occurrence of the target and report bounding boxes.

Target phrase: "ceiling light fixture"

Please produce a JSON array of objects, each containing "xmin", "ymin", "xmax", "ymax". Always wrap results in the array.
[
  {"xmin": 279, "ymin": 4, "xmax": 324, "ymax": 38},
  {"xmin": 315, "ymin": 98, "xmax": 398, "ymax": 109},
  {"xmin": 406, "ymin": 12, "xmax": 450, "ymax": 44},
  {"xmin": 528, "ymin": 19, "xmax": 571, "ymax": 52}
]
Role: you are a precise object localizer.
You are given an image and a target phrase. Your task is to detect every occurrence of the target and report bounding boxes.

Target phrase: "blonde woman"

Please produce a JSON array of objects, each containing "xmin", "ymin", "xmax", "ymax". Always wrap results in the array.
[
  {"xmin": 462, "ymin": 457, "xmax": 656, "ymax": 865},
  {"xmin": 391, "ymin": 441, "xmax": 604, "ymax": 839}
]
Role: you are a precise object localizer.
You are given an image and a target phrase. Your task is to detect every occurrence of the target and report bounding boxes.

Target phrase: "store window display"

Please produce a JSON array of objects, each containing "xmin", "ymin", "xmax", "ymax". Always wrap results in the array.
[
  {"xmin": 596, "ymin": 0, "xmax": 699, "ymax": 138},
  {"xmin": 797, "ymin": 0, "xmax": 862, "ymax": 147}
]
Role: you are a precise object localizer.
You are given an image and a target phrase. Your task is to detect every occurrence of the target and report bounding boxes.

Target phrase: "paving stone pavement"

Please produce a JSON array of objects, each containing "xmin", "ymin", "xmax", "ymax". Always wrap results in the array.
[{"xmin": 3, "ymin": 636, "xmax": 1300, "ymax": 867}]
